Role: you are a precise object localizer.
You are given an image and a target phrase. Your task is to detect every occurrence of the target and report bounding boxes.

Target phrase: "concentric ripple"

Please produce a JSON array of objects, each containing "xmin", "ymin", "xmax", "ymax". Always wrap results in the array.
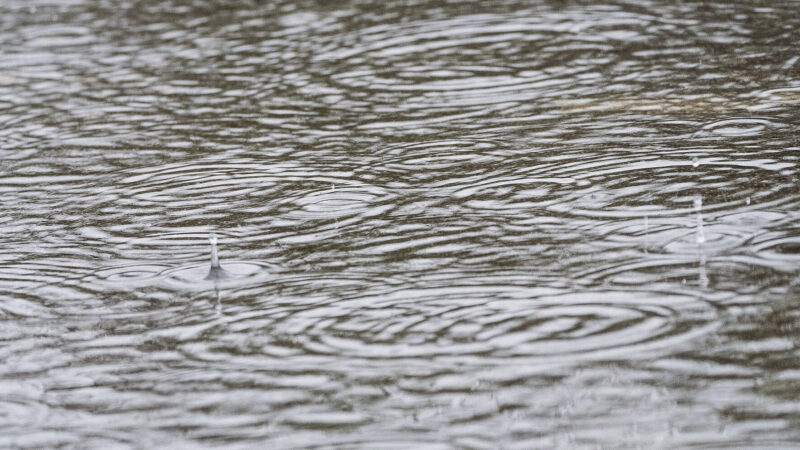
[
  {"xmin": 313, "ymin": 8, "xmax": 668, "ymax": 132},
  {"xmin": 2, "ymin": 0, "xmax": 800, "ymax": 447},
  {"xmin": 271, "ymin": 284, "xmax": 716, "ymax": 362},
  {"xmin": 281, "ymin": 184, "xmax": 389, "ymax": 220},
  {"xmin": 84, "ymin": 232, "xmax": 275, "ymax": 292},
  {"xmin": 696, "ymin": 117, "xmax": 787, "ymax": 137},
  {"xmin": 545, "ymin": 153, "xmax": 798, "ymax": 220},
  {"xmin": 91, "ymin": 260, "xmax": 273, "ymax": 291}
]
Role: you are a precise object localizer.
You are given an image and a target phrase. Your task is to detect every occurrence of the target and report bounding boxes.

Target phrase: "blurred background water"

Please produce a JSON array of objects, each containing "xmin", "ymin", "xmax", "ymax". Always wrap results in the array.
[{"xmin": 2, "ymin": 0, "xmax": 800, "ymax": 447}]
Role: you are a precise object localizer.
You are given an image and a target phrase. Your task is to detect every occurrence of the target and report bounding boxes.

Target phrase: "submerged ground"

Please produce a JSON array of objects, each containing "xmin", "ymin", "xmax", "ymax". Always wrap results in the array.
[{"xmin": 1, "ymin": 0, "xmax": 800, "ymax": 447}]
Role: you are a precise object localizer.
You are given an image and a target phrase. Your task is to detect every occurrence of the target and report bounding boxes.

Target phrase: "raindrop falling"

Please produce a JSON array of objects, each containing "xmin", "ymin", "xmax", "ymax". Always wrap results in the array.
[
  {"xmin": 214, "ymin": 288, "xmax": 222, "ymax": 314},
  {"xmin": 782, "ymin": 55, "xmax": 799, "ymax": 70},
  {"xmin": 746, "ymin": 196, "xmax": 751, "ymax": 205},
  {"xmin": 694, "ymin": 196, "xmax": 705, "ymax": 245},
  {"xmin": 692, "ymin": 157, "xmax": 699, "ymax": 168},
  {"xmin": 694, "ymin": 197, "xmax": 709, "ymax": 289},
  {"xmin": 698, "ymin": 250, "xmax": 709, "ymax": 289}
]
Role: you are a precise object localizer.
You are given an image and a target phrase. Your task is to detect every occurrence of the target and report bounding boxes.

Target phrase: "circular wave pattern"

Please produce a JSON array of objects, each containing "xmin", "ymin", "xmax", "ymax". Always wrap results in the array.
[
  {"xmin": 91, "ymin": 260, "xmax": 274, "ymax": 291},
  {"xmin": 2, "ymin": 0, "xmax": 800, "ymax": 447},
  {"xmin": 541, "ymin": 153, "xmax": 799, "ymax": 223},
  {"xmin": 698, "ymin": 117, "xmax": 786, "ymax": 137},
  {"xmin": 312, "ymin": 9, "xmax": 672, "ymax": 132},
  {"xmin": 282, "ymin": 185, "xmax": 390, "ymax": 220},
  {"xmin": 270, "ymin": 285, "xmax": 715, "ymax": 362}
]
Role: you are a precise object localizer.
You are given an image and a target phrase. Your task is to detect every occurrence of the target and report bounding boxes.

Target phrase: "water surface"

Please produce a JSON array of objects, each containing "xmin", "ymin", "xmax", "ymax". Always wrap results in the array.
[{"xmin": 2, "ymin": 0, "xmax": 800, "ymax": 447}]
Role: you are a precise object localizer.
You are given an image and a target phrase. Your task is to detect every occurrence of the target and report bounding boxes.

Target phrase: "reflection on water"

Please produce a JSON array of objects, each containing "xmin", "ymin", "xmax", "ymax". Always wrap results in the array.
[{"xmin": 2, "ymin": 0, "xmax": 800, "ymax": 447}]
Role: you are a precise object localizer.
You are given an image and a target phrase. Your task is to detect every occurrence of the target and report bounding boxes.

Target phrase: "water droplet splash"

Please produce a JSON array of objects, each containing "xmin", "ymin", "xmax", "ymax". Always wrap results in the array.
[
  {"xmin": 92, "ymin": 233, "xmax": 274, "ymax": 291},
  {"xmin": 205, "ymin": 232, "xmax": 230, "ymax": 281}
]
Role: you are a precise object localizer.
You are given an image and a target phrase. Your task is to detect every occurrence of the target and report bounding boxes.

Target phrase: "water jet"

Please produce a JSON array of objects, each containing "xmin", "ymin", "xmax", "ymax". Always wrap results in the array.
[{"xmin": 205, "ymin": 233, "xmax": 231, "ymax": 281}]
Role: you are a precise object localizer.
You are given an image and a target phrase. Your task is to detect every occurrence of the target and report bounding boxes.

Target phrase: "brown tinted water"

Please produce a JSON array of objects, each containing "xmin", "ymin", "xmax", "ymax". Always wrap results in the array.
[{"xmin": 2, "ymin": 0, "xmax": 800, "ymax": 447}]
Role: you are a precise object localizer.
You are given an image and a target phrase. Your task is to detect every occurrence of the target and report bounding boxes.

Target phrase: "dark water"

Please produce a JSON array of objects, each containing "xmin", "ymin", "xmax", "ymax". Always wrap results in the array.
[{"xmin": 2, "ymin": 0, "xmax": 800, "ymax": 447}]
